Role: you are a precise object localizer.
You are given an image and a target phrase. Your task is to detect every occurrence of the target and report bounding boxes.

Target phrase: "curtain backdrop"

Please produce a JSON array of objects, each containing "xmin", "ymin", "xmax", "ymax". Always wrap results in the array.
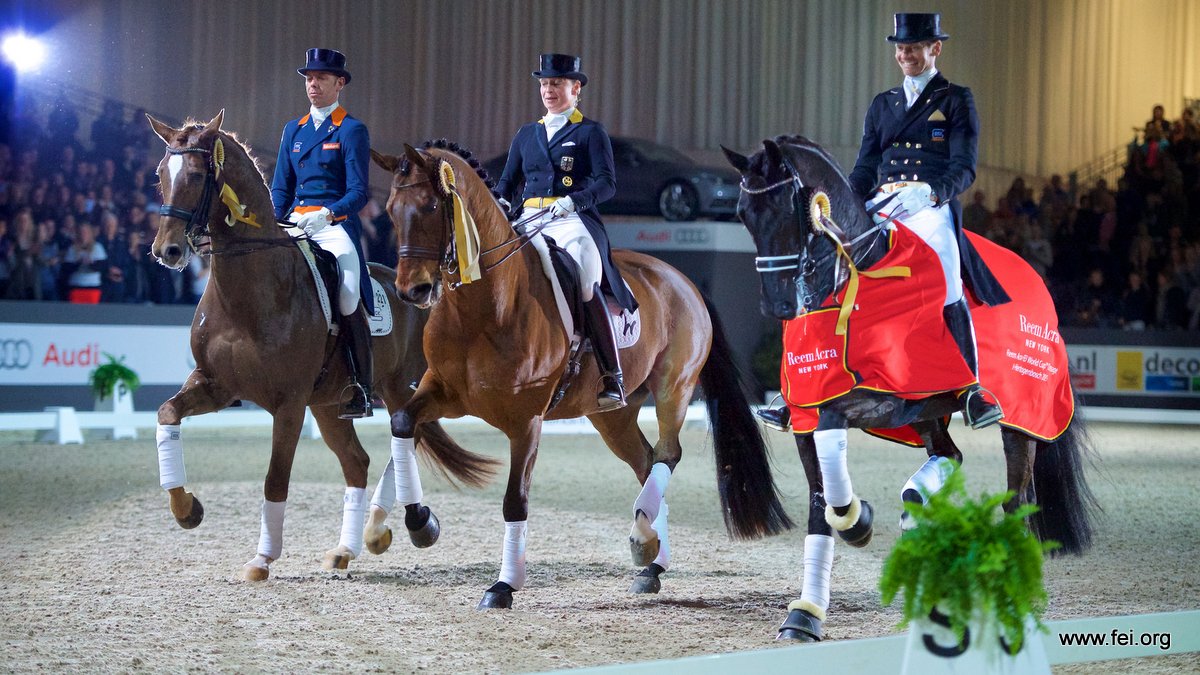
[{"xmin": 34, "ymin": 0, "xmax": 1200, "ymax": 198}]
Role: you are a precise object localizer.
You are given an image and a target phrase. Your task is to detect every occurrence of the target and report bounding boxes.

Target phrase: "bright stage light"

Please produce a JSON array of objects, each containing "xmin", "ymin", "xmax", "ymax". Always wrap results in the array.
[{"xmin": 2, "ymin": 33, "xmax": 46, "ymax": 73}]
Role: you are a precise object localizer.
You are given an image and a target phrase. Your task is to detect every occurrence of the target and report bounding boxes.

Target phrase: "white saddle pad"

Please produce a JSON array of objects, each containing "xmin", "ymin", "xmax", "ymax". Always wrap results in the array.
[{"xmin": 527, "ymin": 234, "xmax": 640, "ymax": 350}]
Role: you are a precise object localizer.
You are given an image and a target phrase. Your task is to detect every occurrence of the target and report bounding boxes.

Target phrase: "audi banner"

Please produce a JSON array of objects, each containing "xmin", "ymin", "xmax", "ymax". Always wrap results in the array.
[{"xmin": 0, "ymin": 323, "xmax": 192, "ymax": 386}]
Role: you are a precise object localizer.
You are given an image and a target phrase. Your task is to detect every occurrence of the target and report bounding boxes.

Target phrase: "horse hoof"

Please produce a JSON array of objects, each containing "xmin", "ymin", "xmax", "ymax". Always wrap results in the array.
[
  {"xmin": 628, "ymin": 563, "xmax": 664, "ymax": 594},
  {"xmin": 777, "ymin": 608, "xmax": 823, "ymax": 642},
  {"xmin": 321, "ymin": 547, "xmax": 354, "ymax": 571},
  {"xmin": 241, "ymin": 564, "xmax": 270, "ymax": 582},
  {"xmin": 365, "ymin": 526, "xmax": 393, "ymax": 555},
  {"xmin": 837, "ymin": 499, "xmax": 874, "ymax": 548},
  {"xmin": 407, "ymin": 509, "xmax": 440, "ymax": 549},
  {"xmin": 175, "ymin": 494, "xmax": 204, "ymax": 530},
  {"xmin": 629, "ymin": 511, "xmax": 659, "ymax": 566},
  {"xmin": 476, "ymin": 582, "xmax": 515, "ymax": 610}
]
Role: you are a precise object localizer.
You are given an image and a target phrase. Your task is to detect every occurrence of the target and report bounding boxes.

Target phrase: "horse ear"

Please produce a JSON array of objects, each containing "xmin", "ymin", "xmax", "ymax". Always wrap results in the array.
[
  {"xmin": 146, "ymin": 114, "xmax": 179, "ymax": 145},
  {"xmin": 403, "ymin": 144, "xmax": 427, "ymax": 172},
  {"xmin": 371, "ymin": 149, "xmax": 399, "ymax": 173},
  {"xmin": 763, "ymin": 139, "xmax": 783, "ymax": 168},
  {"xmin": 201, "ymin": 109, "xmax": 225, "ymax": 137},
  {"xmin": 721, "ymin": 145, "xmax": 750, "ymax": 173}
]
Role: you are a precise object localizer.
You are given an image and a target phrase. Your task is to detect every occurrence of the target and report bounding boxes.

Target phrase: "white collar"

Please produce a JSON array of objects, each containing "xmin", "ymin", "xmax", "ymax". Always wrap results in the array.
[
  {"xmin": 903, "ymin": 67, "xmax": 938, "ymax": 98},
  {"xmin": 543, "ymin": 107, "xmax": 575, "ymax": 124},
  {"xmin": 309, "ymin": 101, "xmax": 340, "ymax": 127}
]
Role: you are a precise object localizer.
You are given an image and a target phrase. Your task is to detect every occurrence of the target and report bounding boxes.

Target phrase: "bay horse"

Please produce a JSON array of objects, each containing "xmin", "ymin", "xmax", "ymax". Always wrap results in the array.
[
  {"xmin": 369, "ymin": 140, "xmax": 791, "ymax": 609},
  {"xmin": 147, "ymin": 112, "xmax": 496, "ymax": 581},
  {"xmin": 723, "ymin": 136, "xmax": 1098, "ymax": 641}
]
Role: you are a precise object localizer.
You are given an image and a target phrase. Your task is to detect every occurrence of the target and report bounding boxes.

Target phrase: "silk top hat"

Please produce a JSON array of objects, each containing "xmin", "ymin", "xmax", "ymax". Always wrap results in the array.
[
  {"xmin": 298, "ymin": 48, "xmax": 352, "ymax": 84},
  {"xmin": 887, "ymin": 13, "xmax": 950, "ymax": 43},
  {"xmin": 531, "ymin": 53, "xmax": 588, "ymax": 87}
]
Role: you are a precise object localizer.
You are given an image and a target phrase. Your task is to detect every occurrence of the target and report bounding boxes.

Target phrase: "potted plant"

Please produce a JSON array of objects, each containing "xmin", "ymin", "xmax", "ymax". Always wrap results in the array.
[
  {"xmin": 88, "ymin": 353, "xmax": 140, "ymax": 440},
  {"xmin": 879, "ymin": 468, "xmax": 1056, "ymax": 673}
]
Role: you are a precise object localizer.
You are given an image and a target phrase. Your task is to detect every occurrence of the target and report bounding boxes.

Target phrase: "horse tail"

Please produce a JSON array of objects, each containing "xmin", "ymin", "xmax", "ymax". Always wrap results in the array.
[
  {"xmin": 1029, "ymin": 396, "xmax": 1100, "ymax": 555},
  {"xmin": 414, "ymin": 421, "xmax": 500, "ymax": 489},
  {"xmin": 700, "ymin": 296, "xmax": 794, "ymax": 540}
]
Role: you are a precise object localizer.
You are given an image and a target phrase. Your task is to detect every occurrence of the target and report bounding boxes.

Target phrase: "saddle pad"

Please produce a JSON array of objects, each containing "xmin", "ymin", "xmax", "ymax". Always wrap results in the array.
[
  {"xmin": 290, "ymin": 227, "xmax": 392, "ymax": 337},
  {"xmin": 528, "ymin": 233, "xmax": 640, "ymax": 349},
  {"xmin": 367, "ymin": 277, "xmax": 393, "ymax": 337}
]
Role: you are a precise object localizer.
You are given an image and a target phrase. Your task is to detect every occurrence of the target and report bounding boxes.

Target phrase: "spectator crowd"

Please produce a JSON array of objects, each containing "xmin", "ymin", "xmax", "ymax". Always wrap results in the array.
[
  {"xmin": 963, "ymin": 103, "xmax": 1200, "ymax": 331},
  {"xmin": 2, "ymin": 93, "xmax": 1198, "ymax": 332}
]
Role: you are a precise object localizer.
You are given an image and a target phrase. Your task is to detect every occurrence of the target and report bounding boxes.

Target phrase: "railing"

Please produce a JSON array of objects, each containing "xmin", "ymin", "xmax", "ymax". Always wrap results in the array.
[{"xmin": 1068, "ymin": 142, "xmax": 1129, "ymax": 194}]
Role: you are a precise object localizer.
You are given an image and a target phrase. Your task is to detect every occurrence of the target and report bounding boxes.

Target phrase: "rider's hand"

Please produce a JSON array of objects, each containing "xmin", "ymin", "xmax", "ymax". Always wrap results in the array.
[
  {"xmin": 292, "ymin": 207, "xmax": 333, "ymax": 236},
  {"xmin": 893, "ymin": 183, "xmax": 934, "ymax": 218},
  {"xmin": 549, "ymin": 196, "xmax": 576, "ymax": 218}
]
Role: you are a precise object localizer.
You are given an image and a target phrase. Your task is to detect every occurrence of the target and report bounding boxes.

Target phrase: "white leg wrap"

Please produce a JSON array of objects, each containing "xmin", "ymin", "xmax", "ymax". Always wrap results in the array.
[
  {"xmin": 391, "ymin": 436, "xmax": 423, "ymax": 506},
  {"xmin": 256, "ymin": 499, "xmax": 286, "ymax": 561},
  {"xmin": 814, "ymin": 428, "xmax": 852, "ymax": 508},
  {"xmin": 903, "ymin": 455, "xmax": 957, "ymax": 501},
  {"xmin": 651, "ymin": 500, "xmax": 670, "ymax": 570},
  {"xmin": 338, "ymin": 487, "xmax": 367, "ymax": 557},
  {"xmin": 796, "ymin": 534, "xmax": 834, "ymax": 620},
  {"xmin": 633, "ymin": 462, "xmax": 671, "ymax": 523},
  {"xmin": 156, "ymin": 424, "xmax": 185, "ymax": 490},
  {"xmin": 498, "ymin": 520, "xmax": 528, "ymax": 590},
  {"xmin": 370, "ymin": 457, "xmax": 396, "ymax": 513}
]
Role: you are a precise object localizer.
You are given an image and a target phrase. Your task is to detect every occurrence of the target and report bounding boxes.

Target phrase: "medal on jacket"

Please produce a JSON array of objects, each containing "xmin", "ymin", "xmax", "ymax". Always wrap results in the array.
[
  {"xmin": 560, "ymin": 156, "xmax": 574, "ymax": 172},
  {"xmin": 562, "ymin": 176, "xmax": 573, "ymax": 187}
]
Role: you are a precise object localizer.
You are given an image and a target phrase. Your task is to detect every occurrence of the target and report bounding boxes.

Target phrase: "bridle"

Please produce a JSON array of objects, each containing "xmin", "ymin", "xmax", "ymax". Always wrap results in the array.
[
  {"xmin": 391, "ymin": 174, "xmax": 552, "ymax": 291},
  {"xmin": 158, "ymin": 144, "xmax": 218, "ymax": 249},
  {"xmin": 738, "ymin": 155, "xmax": 889, "ymax": 311}
]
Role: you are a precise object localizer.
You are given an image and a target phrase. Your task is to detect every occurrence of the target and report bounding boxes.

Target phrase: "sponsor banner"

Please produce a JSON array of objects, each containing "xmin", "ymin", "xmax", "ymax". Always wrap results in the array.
[
  {"xmin": 0, "ymin": 323, "xmax": 192, "ymax": 386},
  {"xmin": 1067, "ymin": 345, "xmax": 1200, "ymax": 398},
  {"xmin": 605, "ymin": 220, "xmax": 756, "ymax": 253}
]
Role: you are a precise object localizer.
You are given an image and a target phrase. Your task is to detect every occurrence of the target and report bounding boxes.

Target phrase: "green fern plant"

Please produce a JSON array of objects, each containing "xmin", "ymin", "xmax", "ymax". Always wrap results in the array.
[
  {"xmin": 878, "ymin": 468, "xmax": 1057, "ymax": 653},
  {"xmin": 88, "ymin": 353, "xmax": 141, "ymax": 401}
]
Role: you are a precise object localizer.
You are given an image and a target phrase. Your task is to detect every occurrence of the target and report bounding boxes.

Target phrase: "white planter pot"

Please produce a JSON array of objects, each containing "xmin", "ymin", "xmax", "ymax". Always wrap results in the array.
[
  {"xmin": 901, "ymin": 609, "xmax": 1049, "ymax": 675},
  {"xmin": 94, "ymin": 381, "xmax": 137, "ymax": 440}
]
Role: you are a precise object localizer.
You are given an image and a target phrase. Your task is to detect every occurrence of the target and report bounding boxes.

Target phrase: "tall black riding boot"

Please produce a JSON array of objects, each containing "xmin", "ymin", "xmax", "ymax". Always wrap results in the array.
[
  {"xmin": 584, "ymin": 283, "xmax": 626, "ymax": 412},
  {"xmin": 339, "ymin": 306, "xmax": 374, "ymax": 419},
  {"xmin": 943, "ymin": 298, "xmax": 1002, "ymax": 429}
]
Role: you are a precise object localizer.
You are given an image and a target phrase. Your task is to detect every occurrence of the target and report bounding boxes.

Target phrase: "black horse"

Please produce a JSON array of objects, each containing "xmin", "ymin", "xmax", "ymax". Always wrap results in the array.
[{"xmin": 723, "ymin": 136, "xmax": 1097, "ymax": 642}]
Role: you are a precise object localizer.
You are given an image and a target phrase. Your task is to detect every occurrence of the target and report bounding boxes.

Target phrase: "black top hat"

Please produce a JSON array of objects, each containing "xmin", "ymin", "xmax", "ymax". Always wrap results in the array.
[
  {"xmin": 297, "ymin": 48, "xmax": 352, "ymax": 84},
  {"xmin": 531, "ymin": 53, "xmax": 588, "ymax": 87},
  {"xmin": 887, "ymin": 13, "xmax": 950, "ymax": 43}
]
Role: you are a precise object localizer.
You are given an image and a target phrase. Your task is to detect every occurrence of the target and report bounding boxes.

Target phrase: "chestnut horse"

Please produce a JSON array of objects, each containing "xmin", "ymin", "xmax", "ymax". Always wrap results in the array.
[
  {"xmin": 724, "ymin": 136, "xmax": 1098, "ymax": 640},
  {"xmin": 370, "ymin": 141, "xmax": 791, "ymax": 609},
  {"xmin": 147, "ymin": 112, "xmax": 496, "ymax": 581}
]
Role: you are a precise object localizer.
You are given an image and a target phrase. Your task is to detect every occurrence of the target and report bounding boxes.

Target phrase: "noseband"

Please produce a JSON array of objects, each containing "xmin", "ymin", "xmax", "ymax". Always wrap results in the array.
[{"xmin": 158, "ymin": 145, "xmax": 218, "ymax": 248}]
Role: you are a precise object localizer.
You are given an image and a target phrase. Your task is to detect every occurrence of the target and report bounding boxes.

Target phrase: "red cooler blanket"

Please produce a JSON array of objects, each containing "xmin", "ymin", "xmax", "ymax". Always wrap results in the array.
[{"xmin": 782, "ymin": 225, "xmax": 1073, "ymax": 443}]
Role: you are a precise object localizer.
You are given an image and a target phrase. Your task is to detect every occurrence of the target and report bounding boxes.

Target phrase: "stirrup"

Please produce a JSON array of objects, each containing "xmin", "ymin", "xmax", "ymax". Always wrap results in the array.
[
  {"xmin": 961, "ymin": 386, "xmax": 1002, "ymax": 429},
  {"xmin": 595, "ymin": 374, "xmax": 626, "ymax": 412},
  {"xmin": 338, "ymin": 383, "xmax": 374, "ymax": 419},
  {"xmin": 755, "ymin": 393, "xmax": 790, "ymax": 432}
]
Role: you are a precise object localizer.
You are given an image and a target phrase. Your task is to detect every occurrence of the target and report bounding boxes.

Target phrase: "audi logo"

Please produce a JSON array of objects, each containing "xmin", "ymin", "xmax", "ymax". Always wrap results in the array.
[
  {"xmin": 0, "ymin": 339, "xmax": 33, "ymax": 370},
  {"xmin": 673, "ymin": 228, "xmax": 711, "ymax": 245}
]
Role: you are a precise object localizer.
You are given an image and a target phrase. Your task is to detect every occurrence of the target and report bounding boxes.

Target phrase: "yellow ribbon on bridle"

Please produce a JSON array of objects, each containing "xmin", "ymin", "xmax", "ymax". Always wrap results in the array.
[
  {"xmin": 439, "ymin": 161, "xmax": 481, "ymax": 284},
  {"xmin": 809, "ymin": 191, "xmax": 909, "ymax": 335},
  {"xmin": 212, "ymin": 138, "xmax": 261, "ymax": 229}
]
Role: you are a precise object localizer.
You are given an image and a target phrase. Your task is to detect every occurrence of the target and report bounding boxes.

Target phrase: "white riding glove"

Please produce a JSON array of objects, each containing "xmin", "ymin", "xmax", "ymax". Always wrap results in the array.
[
  {"xmin": 549, "ymin": 196, "xmax": 576, "ymax": 218},
  {"xmin": 893, "ymin": 183, "xmax": 935, "ymax": 219},
  {"xmin": 289, "ymin": 207, "xmax": 333, "ymax": 236},
  {"xmin": 497, "ymin": 197, "xmax": 511, "ymax": 212}
]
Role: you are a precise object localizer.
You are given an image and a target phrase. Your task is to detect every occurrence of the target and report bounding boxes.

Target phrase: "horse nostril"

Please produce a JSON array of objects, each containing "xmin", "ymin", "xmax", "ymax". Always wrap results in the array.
[
  {"xmin": 165, "ymin": 245, "xmax": 182, "ymax": 260},
  {"xmin": 412, "ymin": 283, "xmax": 432, "ymax": 301}
]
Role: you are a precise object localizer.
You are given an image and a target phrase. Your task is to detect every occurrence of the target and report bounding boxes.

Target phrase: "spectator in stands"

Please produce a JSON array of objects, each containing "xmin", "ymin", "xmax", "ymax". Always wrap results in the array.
[
  {"xmin": 1155, "ymin": 267, "xmax": 1189, "ymax": 330},
  {"xmin": 97, "ymin": 210, "xmax": 131, "ymax": 302},
  {"xmin": 962, "ymin": 190, "xmax": 991, "ymax": 235},
  {"xmin": 35, "ymin": 218, "xmax": 60, "ymax": 300},
  {"xmin": 4, "ymin": 209, "xmax": 40, "ymax": 299},
  {"xmin": 1038, "ymin": 174, "xmax": 1071, "ymax": 234},
  {"xmin": 0, "ymin": 217, "xmax": 9, "ymax": 295},
  {"xmin": 1117, "ymin": 270, "xmax": 1152, "ymax": 330},
  {"xmin": 1145, "ymin": 104, "xmax": 1171, "ymax": 139},
  {"xmin": 62, "ymin": 221, "xmax": 107, "ymax": 303},
  {"xmin": 1021, "ymin": 223, "xmax": 1053, "ymax": 279},
  {"xmin": 91, "ymin": 100, "xmax": 127, "ymax": 162},
  {"xmin": 1071, "ymin": 266, "xmax": 1117, "ymax": 328}
]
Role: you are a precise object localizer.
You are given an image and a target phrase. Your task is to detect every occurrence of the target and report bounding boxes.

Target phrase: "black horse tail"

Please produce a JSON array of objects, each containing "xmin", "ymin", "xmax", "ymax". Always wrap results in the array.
[
  {"xmin": 1029, "ymin": 396, "xmax": 1100, "ymax": 555},
  {"xmin": 415, "ymin": 421, "xmax": 501, "ymax": 489},
  {"xmin": 700, "ymin": 296, "xmax": 794, "ymax": 540}
]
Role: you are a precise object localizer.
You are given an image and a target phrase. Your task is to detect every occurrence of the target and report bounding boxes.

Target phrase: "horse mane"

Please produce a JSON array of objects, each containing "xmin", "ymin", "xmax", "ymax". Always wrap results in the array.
[
  {"xmin": 178, "ymin": 117, "xmax": 268, "ymax": 183},
  {"xmin": 399, "ymin": 138, "xmax": 500, "ymax": 197}
]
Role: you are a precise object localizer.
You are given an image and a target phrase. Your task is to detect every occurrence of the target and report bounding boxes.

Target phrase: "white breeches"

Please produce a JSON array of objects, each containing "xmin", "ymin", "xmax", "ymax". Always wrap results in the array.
[
  {"xmin": 311, "ymin": 223, "xmax": 361, "ymax": 315},
  {"xmin": 524, "ymin": 209, "xmax": 602, "ymax": 301},
  {"xmin": 897, "ymin": 204, "xmax": 962, "ymax": 305}
]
